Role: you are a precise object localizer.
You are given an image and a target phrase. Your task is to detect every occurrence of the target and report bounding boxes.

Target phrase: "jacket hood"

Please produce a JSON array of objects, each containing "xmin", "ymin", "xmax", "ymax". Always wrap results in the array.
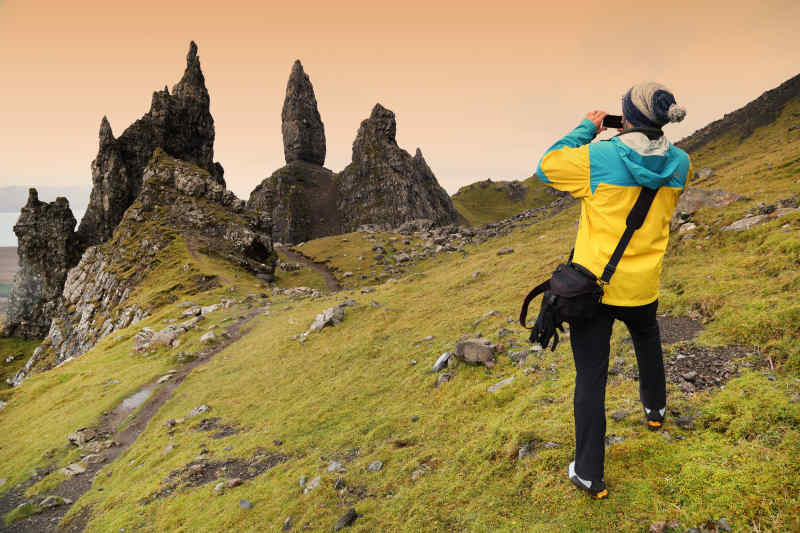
[{"xmin": 612, "ymin": 132, "xmax": 683, "ymax": 189}]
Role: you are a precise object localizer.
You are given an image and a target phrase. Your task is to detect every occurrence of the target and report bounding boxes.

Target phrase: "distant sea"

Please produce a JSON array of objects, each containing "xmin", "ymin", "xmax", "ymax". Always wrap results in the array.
[{"xmin": 0, "ymin": 210, "xmax": 85, "ymax": 247}]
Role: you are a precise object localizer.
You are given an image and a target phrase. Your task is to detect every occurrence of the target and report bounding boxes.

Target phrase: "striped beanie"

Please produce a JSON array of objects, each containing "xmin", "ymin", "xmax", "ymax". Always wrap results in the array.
[{"xmin": 622, "ymin": 82, "xmax": 686, "ymax": 128}]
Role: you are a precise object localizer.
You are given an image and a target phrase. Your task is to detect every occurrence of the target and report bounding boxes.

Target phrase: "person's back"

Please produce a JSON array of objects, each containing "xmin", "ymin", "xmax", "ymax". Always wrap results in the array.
[{"xmin": 534, "ymin": 82, "xmax": 691, "ymax": 499}]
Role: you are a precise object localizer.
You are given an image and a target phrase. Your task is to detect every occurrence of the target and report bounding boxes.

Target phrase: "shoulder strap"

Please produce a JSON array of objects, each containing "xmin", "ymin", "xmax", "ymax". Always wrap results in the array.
[
  {"xmin": 519, "ymin": 279, "xmax": 550, "ymax": 329},
  {"xmin": 600, "ymin": 187, "xmax": 658, "ymax": 283}
]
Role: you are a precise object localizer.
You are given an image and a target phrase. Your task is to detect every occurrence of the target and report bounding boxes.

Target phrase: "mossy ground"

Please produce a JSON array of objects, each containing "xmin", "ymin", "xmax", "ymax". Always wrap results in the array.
[
  {"xmin": 452, "ymin": 176, "xmax": 554, "ymax": 226},
  {"xmin": 0, "ymin": 100, "xmax": 798, "ymax": 532}
]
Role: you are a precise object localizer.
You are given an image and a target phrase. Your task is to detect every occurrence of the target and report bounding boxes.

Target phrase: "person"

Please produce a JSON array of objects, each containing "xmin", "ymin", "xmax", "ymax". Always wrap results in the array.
[{"xmin": 535, "ymin": 82, "xmax": 692, "ymax": 499}]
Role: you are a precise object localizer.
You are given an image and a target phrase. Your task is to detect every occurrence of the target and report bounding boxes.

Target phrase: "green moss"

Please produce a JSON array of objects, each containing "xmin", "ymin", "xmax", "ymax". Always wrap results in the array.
[{"xmin": 3, "ymin": 501, "xmax": 41, "ymax": 525}]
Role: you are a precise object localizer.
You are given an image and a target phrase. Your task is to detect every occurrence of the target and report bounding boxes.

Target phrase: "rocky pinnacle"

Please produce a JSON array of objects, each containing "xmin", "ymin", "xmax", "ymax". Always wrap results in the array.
[
  {"xmin": 282, "ymin": 60, "xmax": 326, "ymax": 165},
  {"xmin": 336, "ymin": 103, "xmax": 463, "ymax": 231},
  {"xmin": 76, "ymin": 40, "xmax": 223, "ymax": 249},
  {"xmin": 3, "ymin": 189, "xmax": 81, "ymax": 339}
]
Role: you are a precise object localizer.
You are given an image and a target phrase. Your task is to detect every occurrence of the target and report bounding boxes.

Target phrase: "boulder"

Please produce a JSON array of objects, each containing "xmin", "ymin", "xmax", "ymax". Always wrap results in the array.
[
  {"xmin": 453, "ymin": 338, "xmax": 497, "ymax": 368},
  {"xmin": 670, "ymin": 188, "xmax": 744, "ymax": 231},
  {"xmin": 309, "ymin": 305, "xmax": 346, "ymax": 332}
]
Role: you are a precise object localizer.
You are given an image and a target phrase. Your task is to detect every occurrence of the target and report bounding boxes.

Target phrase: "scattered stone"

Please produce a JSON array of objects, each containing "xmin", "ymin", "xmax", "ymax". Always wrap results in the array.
[
  {"xmin": 299, "ymin": 476, "xmax": 307, "ymax": 487},
  {"xmin": 694, "ymin": 167, "xmax": 714, "ymax": 182},
  {"xmin": 610, "ymin": 410, "xmax": 629, "ymax": 422},
  {"xmin": 40, "ymin": 495, "xmax": 70, "ymax": 508},
  {"xmin": 717, "ymin": 517, "xmax": 732, "ymax": 531},
  {"xmin": 649, "ymin": 521, "xmax": 666, "ymax": 533},
  {"xmin": 226, "ymin": 478, "xmax": 243, "ymax": 488},
  {"xmin": 605, "ymin": 435, "xmax": 625, "ymax": 446},
  {"xmin": 328, "ymin": 461, "xmax": 343, "ymax": 473},
  {"xmin": 678, "ymin": 222, "xmax": 697, "ymax": 234},
  {"xmin": 282, "ymin": 516, "xmax": 293, "ymax": 531},
  {"xmin": 487, "ymin": 376, "xmax": 514, "ymax": 393},
  {"xmin": 608, "ymin": 358, "xmax": 625, "ymax": 375},
  {"xmin": 496, "ymin": 247, "xmax": 514, "ymax": 256},
  {"xmin": 518, "ymin": 444, "xmax": 534, "ymax": 459},
  {"xmin": 0, "ymin": 478, "xmax": 6, "ymax": 488},
  {"xmin": 61, "ymin": 463, "xmax": 87, "ymax": 477},
  {"xmin": 670, "ymin": 187, "xmax": 744, "ymax": 231},
  {"xmin": 187, "ymin": 405, "xmax": 211, "ymax": 419},
  {"xmin": 200, "ymin": 331, "xmax": 216, "ymax": 343},
  {"xmin": 239, "ymin": 499, "xmax": 252, "ymax": 510},
  {"xmin": 508, "ymin": 349, "xmax": 529, "ymax": 363},
  {"xmin": 411, "ymin": 416, "xmax": 419, "ymax": 422},
  {"xmin": 436, "ymin": 373, "xmax": 453, "ymax": 387},
  {"xmin": 201, "ymin": 304, "xmax": 221, "ymax": 315},
  {"xmin": 432, "ymin": 352, "xmax": 451, "ymax": 372},
  {"xmin": 214, "ymin": 482, "xmax": 224, "ymax": 492},
  {"xmin": 367, "ymin": 461, "xmax": 383, "ymax": 472},
  {"xmin": 333, "ymin": 508, "xmax": 359, "ymax": 531},
  {"xmin": 681, "ymin": 370, "xmax": 698, "ymax": 382},
  {"xmin": 303, "ymin": 476, "xmax": 321, "ymax": 493},
  {"xmin": 68, "ymin": 427, "xmax": 97, "ymax": 447}
]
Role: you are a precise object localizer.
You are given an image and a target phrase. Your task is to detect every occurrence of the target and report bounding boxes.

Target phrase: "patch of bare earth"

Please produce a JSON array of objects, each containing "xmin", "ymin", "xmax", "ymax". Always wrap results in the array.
[
  {"xmin": 140, "ymin": 451, "xmax": 289, "ymax": 505},
  {"xmin": 628, "ymin": 343, "xmax": 761, "ymax": 393}
]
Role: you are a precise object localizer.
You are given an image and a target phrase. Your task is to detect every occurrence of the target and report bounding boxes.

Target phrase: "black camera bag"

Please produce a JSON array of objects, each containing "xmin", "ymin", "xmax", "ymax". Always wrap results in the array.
[{"xmin": 519, "ymin": 186, "xmax": 657, "ymax": 349}]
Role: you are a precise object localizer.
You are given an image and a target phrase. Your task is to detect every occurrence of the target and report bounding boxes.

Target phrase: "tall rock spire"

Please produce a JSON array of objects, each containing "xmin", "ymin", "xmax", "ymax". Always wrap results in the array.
[
  {"xmin": 281, "ymin": 60, "xmax": 326, "ymax": 165},
  {"xmin": 76, "ymin": 41, "xmax": 224, "ymax": 248}
]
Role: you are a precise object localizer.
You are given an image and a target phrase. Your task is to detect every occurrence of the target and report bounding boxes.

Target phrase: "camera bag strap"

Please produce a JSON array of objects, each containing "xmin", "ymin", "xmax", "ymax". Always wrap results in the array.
[{"xmin": 519, "ymin": 186, "xmax": 658, "ymax": 329}]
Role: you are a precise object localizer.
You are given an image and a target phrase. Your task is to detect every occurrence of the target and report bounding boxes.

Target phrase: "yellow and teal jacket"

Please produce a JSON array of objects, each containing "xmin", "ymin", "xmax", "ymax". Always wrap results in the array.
[{"xmin": 536, "ymin": 118, "xmax": 691, "ymax": 306}]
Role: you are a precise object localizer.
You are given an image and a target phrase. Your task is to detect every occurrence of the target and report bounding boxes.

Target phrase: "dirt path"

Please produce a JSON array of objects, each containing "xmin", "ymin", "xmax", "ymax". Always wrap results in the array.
[
  {"xmin": 0, "ymin": 307, "xmax": 265, "ymax": 533},
  {"xmin": 277, "ymin": 245, "xmax": 342, "ymax": 292}
]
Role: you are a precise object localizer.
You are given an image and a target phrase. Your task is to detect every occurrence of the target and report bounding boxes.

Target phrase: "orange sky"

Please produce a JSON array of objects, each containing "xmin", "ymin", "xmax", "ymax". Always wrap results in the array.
[{"xmin": 1, "ymin": 0, "xmax": 798, "ymax": 199}]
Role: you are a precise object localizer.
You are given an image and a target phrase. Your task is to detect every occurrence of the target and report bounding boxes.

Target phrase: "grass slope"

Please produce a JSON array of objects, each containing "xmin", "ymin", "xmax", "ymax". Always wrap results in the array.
[
  {"xmin": 452, "ymin": 176, "xmax": 555, "ymax": 226},
  {"xmin": 0, "ymin": 96, "xmax": 798, "ymax": 532}
]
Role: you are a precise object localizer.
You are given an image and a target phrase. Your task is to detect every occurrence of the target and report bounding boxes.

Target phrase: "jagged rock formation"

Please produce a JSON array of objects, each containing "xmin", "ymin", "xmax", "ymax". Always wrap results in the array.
[
  {"xmin": 282, "ymin": 60, "xmax": 326, "ymax": 165},
  {"xmin": 677, "ymin": 72, "xmax": 800, "ymax": 153},
  {"xmin": 336, "ymin": 104, "xmax": 463, "ymax": 232},
  {"xmin": 12, "ymin": 152, "xmax": 275, "ymax": 384},
  {"xmin": 3, "ymin": 190, "xmax": 82, "ymax": 339},
  {"xmin": 248, "ymin": 61, "xmax": 340, "ymax": 244},
  {"xmin": 77, "ymin": 41, "xmax": 224, "ymax": 248},
  {"xmin": 248, "ymin": 161, "xmax": 340, "ymax": 244}
]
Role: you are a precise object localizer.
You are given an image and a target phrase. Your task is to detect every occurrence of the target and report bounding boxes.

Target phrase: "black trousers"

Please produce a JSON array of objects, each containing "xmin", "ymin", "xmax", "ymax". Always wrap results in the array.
[{"xmin": 568, "ymin": 299, "xmax": 666, "ymax": 482}]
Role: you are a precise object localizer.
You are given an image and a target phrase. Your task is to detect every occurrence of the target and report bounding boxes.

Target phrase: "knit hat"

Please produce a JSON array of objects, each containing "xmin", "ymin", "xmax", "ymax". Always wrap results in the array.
[{"xmin": 622, "ymin": 82, "xmax": 686, "ymax": 128}]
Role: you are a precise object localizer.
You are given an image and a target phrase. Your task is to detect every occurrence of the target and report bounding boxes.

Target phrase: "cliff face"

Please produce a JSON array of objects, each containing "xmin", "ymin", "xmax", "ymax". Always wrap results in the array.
[
  {"xmin": 676, "ymin": 73, "xmax": 800, "ymax": 154},
  {"xmin": 3, "ymin": 190, "xmax": 82, "ymax": 339},
  {"xmin": 11, "ymin": 151, "xmax": 275, "ymax": 384},
  {"xmin": 248, "ymin": 61, "xmax": 340, "ymax": 244},
  {"xmin": 336, "ymin": 104, "xmax": 464, "ymax": 232},
  {"xmin": 76, "ymin": 41, "xmax": 224, "ymax": 248}
]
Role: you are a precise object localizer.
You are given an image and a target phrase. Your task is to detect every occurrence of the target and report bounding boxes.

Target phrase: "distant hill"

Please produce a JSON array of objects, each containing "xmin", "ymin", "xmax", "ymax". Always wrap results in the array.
[
  {"xmin": 0, "ymin": 186, "xmax": 89, "ymax": 213},
  {"xmin": 451, "ymin": 175, "xmax": 558, "ymax": 226}
]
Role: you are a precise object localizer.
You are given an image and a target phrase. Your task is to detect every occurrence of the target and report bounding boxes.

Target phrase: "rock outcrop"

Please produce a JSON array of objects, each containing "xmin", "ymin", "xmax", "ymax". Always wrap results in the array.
[
  {"xmin": 248, "ymin": 161, "xmax": 340, "ymax": 244},
  {"xmin": 248, "ymin": 61, "xmax": 340, "ymax": 244},
  {"xmin": 3, "ymin": 190, "xmax": 82, "ymax": 339},
  {"xmin": 77, "ymin": 41, "xmax": 224, "ymax": 248},
  {"xmin": 336, "ymin": 104, "xmax": 463, "ymax": 232},
  {"xmin": 282, "ymin": 60, "xmax": 326, "ymax": 166},
  {"xmin": 12, "ymin": 152, "xmax": 275, "ymax": 384},
  {"xmin": 677, "ymin": 72, "xmax": 800, "ymax": 154}
]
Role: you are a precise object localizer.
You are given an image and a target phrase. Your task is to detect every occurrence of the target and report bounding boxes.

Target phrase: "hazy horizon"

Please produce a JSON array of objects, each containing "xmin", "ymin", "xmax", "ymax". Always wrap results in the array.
[{"xmin": 1, "ymin": 0, "xmax": 798, "ymax": 200}]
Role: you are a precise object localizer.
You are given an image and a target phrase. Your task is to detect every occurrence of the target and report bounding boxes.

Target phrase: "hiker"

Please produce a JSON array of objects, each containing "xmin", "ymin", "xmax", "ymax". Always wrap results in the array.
[{"xmin": 534, "ymin": 83, "xmax": 691, "ymax": 499}]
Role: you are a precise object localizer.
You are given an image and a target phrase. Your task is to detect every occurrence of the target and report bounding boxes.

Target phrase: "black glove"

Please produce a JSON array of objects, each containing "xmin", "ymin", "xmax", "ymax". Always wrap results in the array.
[{"xmin": 528, "ymin": 291, "xmax": 565, "ymax": 351}]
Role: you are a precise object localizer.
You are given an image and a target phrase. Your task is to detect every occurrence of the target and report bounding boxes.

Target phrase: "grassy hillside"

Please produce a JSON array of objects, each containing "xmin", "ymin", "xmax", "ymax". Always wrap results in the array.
[
  {"xmin": 452, "ymin": 176, "xmax": 555, "ymax": 226},
  {"xmin": 1, "ymin": 94, "xmax": 799, "ymax": 532}
]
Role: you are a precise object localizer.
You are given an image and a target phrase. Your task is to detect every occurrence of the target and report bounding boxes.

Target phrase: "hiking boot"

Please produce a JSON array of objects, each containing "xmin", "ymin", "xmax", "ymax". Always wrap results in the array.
[
  {"xmin": 568, "ymin": 461, "xmax": 608, "ymax": 500},
  {"xmin": 644, "ymin": 406, "xmax": 666, "ymax": 430}
]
